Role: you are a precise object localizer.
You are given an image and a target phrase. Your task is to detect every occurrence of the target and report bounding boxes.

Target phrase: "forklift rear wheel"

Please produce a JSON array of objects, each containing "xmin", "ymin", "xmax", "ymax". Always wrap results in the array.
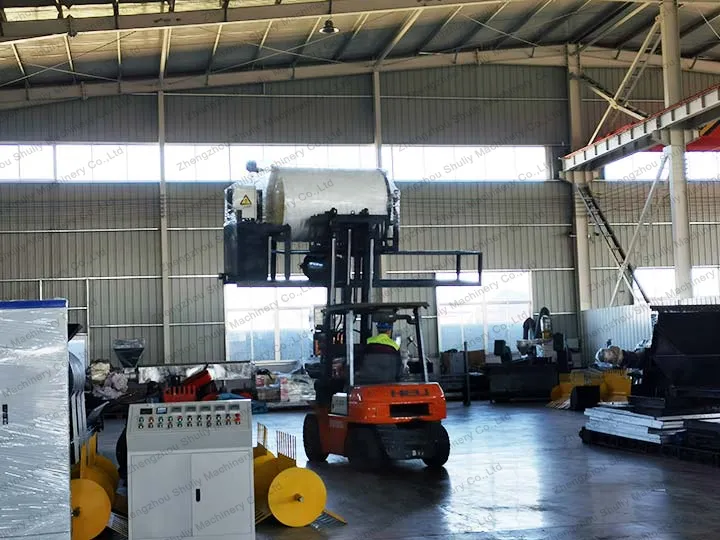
[
  {"xmin": 303, "ymin": 413, "xmax": 328, "ymax": 462},
  {"xmin": 422, "ymin": 423, "xmax": 450, "ymax": 469},
  {"xmin": 346, "ymin": 426, "xmax": 386, "ymax": 471}
]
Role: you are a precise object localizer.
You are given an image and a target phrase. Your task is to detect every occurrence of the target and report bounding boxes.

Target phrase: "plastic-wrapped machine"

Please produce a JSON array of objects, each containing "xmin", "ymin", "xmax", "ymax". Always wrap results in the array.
[
  {"xmin": 0, "ymin": 300, "xmax": 70, "ymax": 540},
  {"xmin": 265, "ymin": 167, "xmax": 399, "ymax": 241}
]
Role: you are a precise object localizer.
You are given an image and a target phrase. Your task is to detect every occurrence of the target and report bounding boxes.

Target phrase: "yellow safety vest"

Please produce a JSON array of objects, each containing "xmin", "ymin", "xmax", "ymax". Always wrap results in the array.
[{"xmin": 366, "ymin": 333, "xmax": 400, "ymax": 351}]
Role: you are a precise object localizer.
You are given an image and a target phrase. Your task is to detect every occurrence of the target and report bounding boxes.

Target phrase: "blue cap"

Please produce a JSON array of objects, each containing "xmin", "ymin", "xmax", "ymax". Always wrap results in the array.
[{"xmin": 376, "ymin": 322, "xmax": 393, "ymax": 332}]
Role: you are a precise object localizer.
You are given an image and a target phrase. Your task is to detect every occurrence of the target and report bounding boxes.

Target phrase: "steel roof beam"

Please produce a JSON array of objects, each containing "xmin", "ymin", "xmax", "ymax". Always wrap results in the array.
[
  {"xmin": 490, "ymin": 0, "xmax": 555, "ymax": 49},
  {"xmin": 375, "ymin": 9, "xmax": 422, "ymax": 66},
  {"xmin": 688, "ymin": 40, "xmax": 720, "ymax": 58},
  {"xmin": 63, "ymin": 34, "xmax": 75, "ymax": 83},
  {"xmin": 570, "ymin": 2, "xmax": 633, "ymax": 43},
  {"xmin": 415, "ymin": 6, "xmax": 463, "ymax": 53},
  {"xmin": 291, "ymin": 16, "xmax": 323, "ymax": 68},
  {"xmin": 611, "ymin": 15, "xmax": 657, "ymax": 48},
  {"xmin": 452, "ymin": 0, "xmax": 512, "ymax": 50},
  {"xmin": 578, "ymin": 2, "xmax": 651, "ymax": 50},
  {"xmin": 159, "ymin": 28, "xmax": 171, "ymax": 81},
  {"xmin": 525, "ymin": 0, "xmax": 595, "ymax": 46},
  {"xmin": 680, "ymin": 7, "xmax": 720, "ymax": 38},
  {"xmin": 0, "ymin": 1, "xmax": 539, "ymax": 45},
  {"xmin": 333, "ymin": 13, "xmax": 368, "ymax": 60},
  {"xmin": 2, "ymin": 45, "xmax": 720, "ymax": 109}
]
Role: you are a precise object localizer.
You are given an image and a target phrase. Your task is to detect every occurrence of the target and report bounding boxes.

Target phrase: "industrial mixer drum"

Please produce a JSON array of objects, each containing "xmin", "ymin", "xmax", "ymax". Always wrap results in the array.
[{"xmin": 264, "ymin": 167, "xmax": 398, "ymax": 242}]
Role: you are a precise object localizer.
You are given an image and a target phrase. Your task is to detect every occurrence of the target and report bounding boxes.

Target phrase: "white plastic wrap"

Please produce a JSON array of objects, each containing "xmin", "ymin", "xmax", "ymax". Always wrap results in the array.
[
  {"xmin": 265, "ymin": 167, "xmax": 396, "ymax": 241},
  {"xmin": 0, "ymin": 300, "xmax": 70, "ymax": 540}
]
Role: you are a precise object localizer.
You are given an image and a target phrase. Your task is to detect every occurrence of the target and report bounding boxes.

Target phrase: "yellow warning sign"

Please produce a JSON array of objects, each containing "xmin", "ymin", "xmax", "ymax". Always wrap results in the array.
[{"xmin": 240, "ymin": 195, "xmax": 252, "ymax": 207}]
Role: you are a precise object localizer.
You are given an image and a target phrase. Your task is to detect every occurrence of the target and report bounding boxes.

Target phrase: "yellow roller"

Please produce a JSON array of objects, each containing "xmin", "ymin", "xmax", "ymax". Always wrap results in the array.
[
  {"xmin": 71, "ymin": 478, "xmax": 112, "ymax": 540},
  {"xmin": 267, "ymin": 468, "xmax": 327, "ymax": 528},
  {"xmin": 80, "ymin": 441, "xmax": 116, "ymax": 505},
  {"xmin": 87, "ymin": 434, "xmax": 120, "ymax": 489}
]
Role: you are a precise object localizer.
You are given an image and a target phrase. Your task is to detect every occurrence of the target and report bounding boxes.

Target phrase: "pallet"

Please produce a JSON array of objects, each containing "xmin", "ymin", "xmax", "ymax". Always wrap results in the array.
[{"xmin": 580, "ymin": 427, "xmax": 720, "ymax": 467}]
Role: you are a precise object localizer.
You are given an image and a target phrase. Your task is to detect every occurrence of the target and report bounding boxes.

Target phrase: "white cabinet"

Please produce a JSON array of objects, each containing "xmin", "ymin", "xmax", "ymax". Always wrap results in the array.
[
  {"xmin": 129, "ymin": 454, "xmax": 192, "ymax": 540},
  {"xmin": 191, "ymin": 451, "xmax": 253, "ymax": 537},
  {"xmin": 127, "ymin": 401, "xmax": 254, "ymax": 540}
]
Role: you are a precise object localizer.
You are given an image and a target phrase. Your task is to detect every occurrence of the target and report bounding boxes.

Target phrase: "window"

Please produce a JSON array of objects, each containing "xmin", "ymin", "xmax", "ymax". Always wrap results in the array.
[
  {"xmin": 18, "ymin": 145, "xmax": 54, "ymax": 180},
  {"xmin": 0, "ymin": 144, "xmax": 53, "ymax": 180},
  {"xmin": 165, "ymin": 144, "xmax": 230, "ymax": 181},
  {"xmin": 55, "ymin": 144, "xmax": 153, "ymax": 182},
  {"xmin": 436, "ymin": 270, "xmax": 533, "ymax": 351},
  {"xmin": 382, "ymin": 145, "xmax": 549, "ymax": 182},
  {"xmin": 224, "ymin": 280, "xmax": 326, "ymax": 363},
  {"xmin": 633, "ymin": 267, "xmax": 720, "ymax": 301},
  {"xmin": 127, "ymin": 144, "xmax": 161, "ymax": 181},
  {"xmin": 229, "ymin": 144, "xmax": 376, "ymax": 180},
  {"xmin": 604, "ymin": 151, "xmax": 720, "ymax": 181}
]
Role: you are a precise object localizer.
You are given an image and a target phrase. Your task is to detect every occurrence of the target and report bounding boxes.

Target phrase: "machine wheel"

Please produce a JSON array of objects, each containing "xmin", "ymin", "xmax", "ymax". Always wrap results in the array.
[
  {"xmin": 303, "ymin": 413, "xmax": 328, "ymax": 462},
  {"xmin": 346, "ymin": 426, "xmax": 386, "ymax": 471},
  {"xmin": 422, "ymin": 423, "xmax": 450, "ymax": 469}
]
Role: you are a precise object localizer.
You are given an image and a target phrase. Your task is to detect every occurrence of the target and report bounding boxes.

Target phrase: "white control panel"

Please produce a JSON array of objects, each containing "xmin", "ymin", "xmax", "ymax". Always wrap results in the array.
[
  {"xmin": 127, "ymin": 400, "xmax": 254, "ymax": 540},
  {"xmin": 129, "ymin": 402, "xmax": 246, "ymax": 433}
]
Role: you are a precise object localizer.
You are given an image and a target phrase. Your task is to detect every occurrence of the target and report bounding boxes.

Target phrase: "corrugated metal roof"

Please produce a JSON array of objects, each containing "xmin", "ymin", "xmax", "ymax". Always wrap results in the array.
[{"xmin": 0, "ymin": 0, "xmax": 718, "ymax": 92}]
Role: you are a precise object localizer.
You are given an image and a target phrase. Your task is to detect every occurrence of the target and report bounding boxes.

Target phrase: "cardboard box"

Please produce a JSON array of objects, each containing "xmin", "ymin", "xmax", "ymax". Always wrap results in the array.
[{"xmin": 441, "ymin": 349, "xmax": 486, "ymax": 373}]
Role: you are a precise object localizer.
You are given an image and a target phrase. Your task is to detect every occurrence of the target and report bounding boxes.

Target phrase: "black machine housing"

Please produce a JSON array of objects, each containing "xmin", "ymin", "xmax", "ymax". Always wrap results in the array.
[{"xmin": 622, "ymin": 305, "xmax": 720, "ymax": 414}]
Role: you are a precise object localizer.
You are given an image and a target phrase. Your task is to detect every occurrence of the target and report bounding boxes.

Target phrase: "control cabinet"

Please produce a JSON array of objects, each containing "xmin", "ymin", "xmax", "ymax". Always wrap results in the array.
[{"xmin": 127, "ymin": 400, "xmax": 254, "ymax": 540}]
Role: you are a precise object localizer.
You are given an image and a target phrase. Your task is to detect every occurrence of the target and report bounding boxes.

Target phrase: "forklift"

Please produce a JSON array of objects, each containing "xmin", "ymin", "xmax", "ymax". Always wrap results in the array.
[
  {"xmin": 304, "ymin": 302, "xmax": 450, "ymax": 469},
  {"xmin": 220, "ymin": 166, "xmax": 482, "ymax": 470}
]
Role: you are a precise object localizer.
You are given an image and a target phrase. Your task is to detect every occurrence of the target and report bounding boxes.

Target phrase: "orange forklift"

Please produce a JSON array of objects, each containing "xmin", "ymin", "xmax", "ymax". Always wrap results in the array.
[
  {"xmin": 304, "ymin": 302, "xmax": 450, "ymax": 469},
  {"xmin": 220, "ymin": 168, "xmax": 482, "ymax": 470}
]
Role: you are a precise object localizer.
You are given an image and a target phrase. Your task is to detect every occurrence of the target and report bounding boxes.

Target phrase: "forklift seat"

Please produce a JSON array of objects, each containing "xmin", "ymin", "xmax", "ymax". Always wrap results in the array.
[{"xmin": 354, "ymin": 352, "xmax": 402, "ymax": 385}]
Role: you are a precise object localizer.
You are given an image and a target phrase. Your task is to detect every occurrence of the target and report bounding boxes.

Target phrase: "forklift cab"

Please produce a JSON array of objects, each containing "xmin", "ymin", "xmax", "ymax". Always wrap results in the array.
[{"xmin": 311, "ymin": 302, "xmax": 430, "ymax": 405}]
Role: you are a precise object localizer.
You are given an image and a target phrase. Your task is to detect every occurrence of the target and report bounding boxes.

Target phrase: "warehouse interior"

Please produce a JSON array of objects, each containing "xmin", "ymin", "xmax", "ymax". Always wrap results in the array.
[{"xmin": 2, "ymin": 0, "xmax": 720, "ymax": 539}]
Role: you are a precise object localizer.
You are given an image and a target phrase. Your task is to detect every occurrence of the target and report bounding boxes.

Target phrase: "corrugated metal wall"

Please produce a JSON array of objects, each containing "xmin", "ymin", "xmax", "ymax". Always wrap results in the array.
[
  {"xmin": 381, "ymin": 66, "xmax": 569, "ymax": 146},
  {"xmin": 0, "ymin": 96, "xmax": 158, "ymax": 142},
  {"xmin": 0, "ymin": 180, "xmax": 577, "ymax": 363},
  {"xmin": 0, "ymin": 67, "xmax": 570, "ymax": 145},
  {"xmin": 586, "ymin": 181, "xmax": 720, "ymax": 307},
  {"xmin": 0, "ymin": 65, "xmax": 719, "ymax": 364},
  {"xmin": 385, "ymin": 180, "xmax": 578, "ymax": 347}
]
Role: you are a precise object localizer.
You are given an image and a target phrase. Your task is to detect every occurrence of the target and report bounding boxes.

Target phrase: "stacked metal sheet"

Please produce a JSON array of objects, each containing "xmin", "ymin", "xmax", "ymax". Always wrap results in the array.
[{"xmin": 584, "ymin": 406, "xmax": 720, "ymax": 444}]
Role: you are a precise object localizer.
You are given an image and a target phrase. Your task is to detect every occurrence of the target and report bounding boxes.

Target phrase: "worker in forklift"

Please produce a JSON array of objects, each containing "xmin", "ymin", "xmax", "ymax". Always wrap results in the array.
[{"xmin": 366, "ymin": 322, "xmax": 400, "ymax": 354}]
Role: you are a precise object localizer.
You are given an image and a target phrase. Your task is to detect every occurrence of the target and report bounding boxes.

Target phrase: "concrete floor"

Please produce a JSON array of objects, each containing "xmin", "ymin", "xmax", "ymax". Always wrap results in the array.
[{"xmin": 100, "ymin": 402, "xmax": 720, "ymax": 539}]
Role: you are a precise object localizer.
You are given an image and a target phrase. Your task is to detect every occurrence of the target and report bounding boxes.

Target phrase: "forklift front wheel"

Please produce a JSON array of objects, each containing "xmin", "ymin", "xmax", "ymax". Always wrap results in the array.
[{"xmin": 303, "ymin": 413, "xmax": 329, "ymax": 462}]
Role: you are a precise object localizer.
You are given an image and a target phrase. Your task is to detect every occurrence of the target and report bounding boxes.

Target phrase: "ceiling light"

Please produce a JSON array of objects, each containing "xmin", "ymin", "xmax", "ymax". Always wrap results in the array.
[{"xmin": 319, "ymin": 19, "xmax": 339, "ymax": 34}]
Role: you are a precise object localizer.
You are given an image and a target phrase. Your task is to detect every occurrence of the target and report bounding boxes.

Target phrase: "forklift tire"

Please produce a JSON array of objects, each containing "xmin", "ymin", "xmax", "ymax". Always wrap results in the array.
[
  {"xmin": 303, "ymin": 413, "xmax": 328, "ymax": 462},
  {"xmin": 346, "ymin": 426, "xmax": 386, "ymax": 471},
  {"xmin": 422, "ymin": 423, "xmax": 450, "ymax": 469}
]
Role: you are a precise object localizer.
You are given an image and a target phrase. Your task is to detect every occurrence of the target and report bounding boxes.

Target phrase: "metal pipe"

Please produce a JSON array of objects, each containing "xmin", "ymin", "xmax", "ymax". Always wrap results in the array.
[
  {"xmin": 347, "ymin": 310, "xmax": 355, "ymax": 388},
  {"xmin": 415, "ymin": 308, "xmax": 429, "ymax": 383},
  {"xmin": 328, "ymin": 235, "xmax": 337, "ymax": 306}
]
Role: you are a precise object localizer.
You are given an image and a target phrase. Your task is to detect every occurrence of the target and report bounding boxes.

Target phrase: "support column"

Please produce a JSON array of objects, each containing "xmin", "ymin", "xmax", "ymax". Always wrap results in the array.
[
  {"xmin": 661, "ymin": 0, "xmax": 692, "ymax": 298},
  {"xmin": 568, "ymin": 46, "xmax": 592, "ymax": 311},
  {"xmin": 158, "ymin": 90, "xmax": 172, "ymax": 363}
]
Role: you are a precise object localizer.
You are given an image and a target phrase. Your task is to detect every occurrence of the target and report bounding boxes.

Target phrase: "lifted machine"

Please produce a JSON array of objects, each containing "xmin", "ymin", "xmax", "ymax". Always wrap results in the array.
[{"xmin": 221, "ymin": 166, "xmax": 482, "ymax": 469}]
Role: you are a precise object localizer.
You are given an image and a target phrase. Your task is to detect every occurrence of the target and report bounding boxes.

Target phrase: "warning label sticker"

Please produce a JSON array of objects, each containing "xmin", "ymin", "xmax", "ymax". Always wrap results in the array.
[{"xmin": 239, "ymin": 195, "xmax": 252, "ymax": 206}]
